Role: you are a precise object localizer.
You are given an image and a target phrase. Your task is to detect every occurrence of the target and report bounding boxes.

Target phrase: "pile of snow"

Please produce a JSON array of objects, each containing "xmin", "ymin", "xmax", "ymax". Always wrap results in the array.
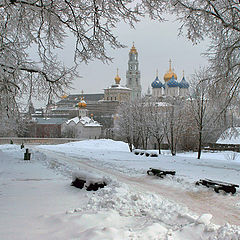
[
  {"xmin": 217, "ymin": 127, "xmax": 240, "ymax": 144},
  {"xmin": 39, "ymin": 139, "xmax": 129, "ymax": 152},
  {"xmin": 72, "ymin": 170, "xmax": 111, "ymax": 186}
]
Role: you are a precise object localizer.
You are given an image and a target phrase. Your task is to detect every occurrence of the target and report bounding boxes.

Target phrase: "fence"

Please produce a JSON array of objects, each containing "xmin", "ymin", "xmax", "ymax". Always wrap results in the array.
[
  {"xmin": 0, "ymin": 137, "xmax": 85, "ymax": 145},
  {"xmin": 202, "ymin": 143, "xmax": 240, "ymax": 152}
]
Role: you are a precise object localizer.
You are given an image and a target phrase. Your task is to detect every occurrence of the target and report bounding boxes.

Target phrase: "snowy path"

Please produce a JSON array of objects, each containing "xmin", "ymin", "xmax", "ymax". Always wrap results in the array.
[{"xmin": 36, "ymin": 148, "xmax": 240, "ymax": 226}]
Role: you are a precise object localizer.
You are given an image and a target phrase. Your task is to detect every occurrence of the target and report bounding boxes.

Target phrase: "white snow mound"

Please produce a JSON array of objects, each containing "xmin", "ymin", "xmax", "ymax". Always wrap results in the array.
[
  {"xmin": 39, "ymin": 139, "xmax": 129, "ymax": 152},
  {"xmin": 217, "ymin": 127, "xmax": 240, "ymax": 144},
  {"xmin": 72, "ymin": 170, "xmax": 110, "ymax": 185},
  {"xmin": 196, "ymin": 214, "xmax": 212, "ymax": 225}
]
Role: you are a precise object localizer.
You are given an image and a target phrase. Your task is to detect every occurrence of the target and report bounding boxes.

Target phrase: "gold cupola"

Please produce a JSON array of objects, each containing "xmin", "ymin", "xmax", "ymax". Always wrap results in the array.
[
  {"xmin": 76, "ymin": 90, "xmax": 87, "ymax": 108},
  {"xmin": 61, "ymin": 94, "xmax": 68, "ymax": 99},
  {"xmin": 130, "ymin": 42, "xmax": 137, "ymax": 54},
  {"xmin": 114, "ymin": 68, "xmax": 121, "ymax": 84},
  {"xmin": 77, "ymin": 98, "xmax": 87, "ymax": 108},
  {"xmin": 164, "ymin": 59, "xmax": 177, "ymax": 82}
]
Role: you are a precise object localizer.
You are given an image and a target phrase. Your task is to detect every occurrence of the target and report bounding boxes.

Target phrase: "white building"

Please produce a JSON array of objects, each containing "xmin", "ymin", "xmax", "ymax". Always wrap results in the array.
[
  {"xmin": 104, "ymin": 70, "xmax": 132, "ymax": 102},
  {"xmin": 61, "ymin": 98, "xmax": 102, "ymax": 139}
]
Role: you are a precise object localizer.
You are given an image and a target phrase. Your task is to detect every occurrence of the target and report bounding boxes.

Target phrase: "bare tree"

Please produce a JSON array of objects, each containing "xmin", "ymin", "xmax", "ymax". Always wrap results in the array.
[
  {"xmin": 148, "ymin": 102, "xmax": 165, "ymax": 154},
  {"xmin": 170, "ymin": 0, "xmax": 240, "ymax": 106},
  {"xmin": 0, "ymin": 0, "xmax": 154, "ymax": 136},
  {"xmin": 162, "ymin": 99, "xmax": 185, "ymax": 156},
  {"xmin": 115, "ymin": 102, "xmax": 135, "ymax": 152},
  {"xmin": 188, "ymin": 69, "xmax": 226, "ymax": 159}
]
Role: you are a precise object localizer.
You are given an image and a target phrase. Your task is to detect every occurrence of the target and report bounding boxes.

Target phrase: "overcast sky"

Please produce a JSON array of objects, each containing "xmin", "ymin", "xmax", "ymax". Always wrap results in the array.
[{"xmin": 35, "ymin": 15, "xmax": 209, "ymax": 107}]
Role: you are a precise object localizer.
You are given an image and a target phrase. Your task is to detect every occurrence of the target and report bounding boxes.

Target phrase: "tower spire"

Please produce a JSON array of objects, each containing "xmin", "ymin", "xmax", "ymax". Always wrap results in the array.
[
  {"xmin": 156, "ymin": 69, "xmax": 158, "ymax": 77},
  {"xmin": 130, "ymin": 42, "xmax": 137, "ymax": 54},
  {"xmin": 126, "ymin": 42, "xmax": 141, "ymax": 100},
  {"xmin": 169, "ymin": 59, "xmax": 172, "ymax": 71}
]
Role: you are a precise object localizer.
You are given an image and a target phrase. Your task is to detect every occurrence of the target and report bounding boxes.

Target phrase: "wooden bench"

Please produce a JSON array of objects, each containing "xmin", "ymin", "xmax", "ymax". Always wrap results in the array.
[
  {"xmin": 196, "ymin": 178, "xmax": 239, "ymax": 194},
  {"xmin": 147, "ymin": 168, "xmax": 176, "ymax": 178}
]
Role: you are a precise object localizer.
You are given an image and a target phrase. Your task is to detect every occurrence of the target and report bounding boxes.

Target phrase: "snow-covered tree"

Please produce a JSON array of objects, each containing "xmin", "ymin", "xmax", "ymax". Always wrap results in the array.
[
  {"xmin": 188, "ymin": 69, "xmax": 226, "ymax": 159},
  {"xmin": 162, "ymin": 99, "xmax": 185, "ymax": 156},
  {"xmin": 170, "ymin": 0, "xmax": 240, "ymax": 105},
  {"xmin": 0, "ymin": 0, "xmax": 149, "ymax": 136},
  {"xmin": 115, "ymin": 103, "xmax": 135, "ymax": 152},
  {"xmin": 147, "ymin": 102, "xmax": 165, "ymax": 154}
]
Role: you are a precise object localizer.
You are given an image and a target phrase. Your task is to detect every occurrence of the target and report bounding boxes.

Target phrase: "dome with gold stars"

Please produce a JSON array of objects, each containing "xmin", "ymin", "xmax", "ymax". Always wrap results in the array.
[{"xmin": 164, "ymin": 60, "xmax": 177, "ymax": 82}]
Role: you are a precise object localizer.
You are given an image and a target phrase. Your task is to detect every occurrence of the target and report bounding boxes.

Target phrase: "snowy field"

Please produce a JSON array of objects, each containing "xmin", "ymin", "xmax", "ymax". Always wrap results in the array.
[{"xmin": 0, "ymin": 140, "xmax": 240, "ymax": 239}]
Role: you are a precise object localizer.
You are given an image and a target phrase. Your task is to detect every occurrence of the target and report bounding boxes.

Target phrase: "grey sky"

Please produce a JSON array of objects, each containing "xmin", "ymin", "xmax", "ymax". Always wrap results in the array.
[
  {"xmin": 36, "ymin": 16, "xmax": 208, "ymax": 107},
  {"xmin": 74, "ymin": 18, "xmax": 207, "ymax": 93}
]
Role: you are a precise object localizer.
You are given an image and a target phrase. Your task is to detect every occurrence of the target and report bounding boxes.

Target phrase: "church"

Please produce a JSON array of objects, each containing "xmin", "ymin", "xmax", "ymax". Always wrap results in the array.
[
  {"xmin": 29, "ymin": 43, "xmax": 190, "ymax": 138},
  {"xmin": 104, "ymin": 43, "xmax": 190, "ymax": 101},
  {"xmin": 151, "ymin": 60, "xmax": 189, "ymax": 99}
]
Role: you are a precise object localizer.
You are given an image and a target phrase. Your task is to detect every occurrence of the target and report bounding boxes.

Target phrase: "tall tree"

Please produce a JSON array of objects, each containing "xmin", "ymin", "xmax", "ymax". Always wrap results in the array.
[
  {"xmin": 170, "ymin": 0, "xmax": 240, "ymax": 105},
  {"xmin": 162, "ymin": 99, "xmax": 184, "ymax": 156},
  {"xmin": 148, "ymin": 102, "xmax": 165, "ymax": 154}
]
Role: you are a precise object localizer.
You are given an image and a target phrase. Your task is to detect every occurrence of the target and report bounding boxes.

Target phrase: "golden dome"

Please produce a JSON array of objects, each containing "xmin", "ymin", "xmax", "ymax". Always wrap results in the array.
[
  {"xmin": 115, "ymin": 69, "xmax": 121, "ymax": 84},
  {"xmin": 77, "ymin": 98, "xmax": 87, "ymax": 108},
  {"xmin": 130, "ymin": 42, "xmax": 137, "ymax": 54},
  {"xmin": 164, "ymin": 59, "xmax": 177, "ymax": 82},
  {"xmin": 61, "ymin": 94, "xmax": 68, "ymax": 99}
]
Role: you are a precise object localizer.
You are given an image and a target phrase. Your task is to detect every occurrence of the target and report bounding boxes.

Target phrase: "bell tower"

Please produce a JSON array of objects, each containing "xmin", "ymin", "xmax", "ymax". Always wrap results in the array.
[{"xmin": 126, "ymin": 43, "xmax": 142, "ymax": 100}]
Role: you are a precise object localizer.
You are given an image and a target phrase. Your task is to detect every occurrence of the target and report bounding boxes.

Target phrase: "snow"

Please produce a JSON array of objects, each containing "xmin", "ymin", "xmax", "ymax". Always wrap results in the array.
[
  {"xmin": 1, "ymin": 140, "xmax": 240, "ymax": 239},
  {"xmin": 65, "ymin": 116, "xmax": 101, "ymax": 127},
  {"xmin": 217, "ymin": 127, "xmax": 240, "ymax": 144},
  {"xmin": 72, "ymin": 170, "xmax": 110, "ymax": 185},
  {"xmin": 105, "ymin": 84, "xmax": 132, "ymax": 90},
  {"xmin": 196, "ymin": 214, "xmax": 213, "ymax": 225}
]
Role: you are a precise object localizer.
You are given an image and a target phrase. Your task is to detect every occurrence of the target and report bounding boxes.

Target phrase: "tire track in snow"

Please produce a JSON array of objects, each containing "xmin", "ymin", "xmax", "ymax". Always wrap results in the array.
[{"xmin": 36, "ymin": 148, "xmax": 240, "ymax": 226}]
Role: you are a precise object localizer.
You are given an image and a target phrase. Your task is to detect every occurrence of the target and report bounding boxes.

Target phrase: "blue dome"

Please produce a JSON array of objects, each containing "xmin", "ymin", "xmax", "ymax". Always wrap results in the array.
[
  {"xmin": 179, "ymin": 77, "xmax": 189, "ymax": 88},
  {"xmin": 151, "ymin": 76, "xmax": 164, "ymax": 88},
  {"xmin": 167, "ymin": 76, "xmax": 179, "ymax": 88}
]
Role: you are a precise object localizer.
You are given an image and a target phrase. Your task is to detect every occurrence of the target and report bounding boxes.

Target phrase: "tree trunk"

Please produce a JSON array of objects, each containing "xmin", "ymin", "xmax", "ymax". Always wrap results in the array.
[
  {"xmin": 171, "ymin": 128, "xmax": 175, "ymax": 156},
  {"xmin": 127, "ymin": 137, "xmax": 133, "ymax": 152},
  {"xmin": 141, "ymin": 136, "xmax": 145, "ymax": 149},
  {"xmin": 197, "ymin": 129, "xmax": 202, "ymax": 159},
  {"xmin": 157, "ymin": 139, "xmax": 161, "ymax": 154}
]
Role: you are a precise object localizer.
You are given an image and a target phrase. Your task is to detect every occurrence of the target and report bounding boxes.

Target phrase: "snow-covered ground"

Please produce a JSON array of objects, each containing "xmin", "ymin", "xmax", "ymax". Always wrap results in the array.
[{"xmin": 1, "ymin": 140, "xmax": 240, "ymax": 239}]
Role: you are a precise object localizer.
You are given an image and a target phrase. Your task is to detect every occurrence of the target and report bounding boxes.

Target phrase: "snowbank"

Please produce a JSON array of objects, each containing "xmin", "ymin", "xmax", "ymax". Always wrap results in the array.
[
  {"xmin": 72, "ymin": 170, "xmax": 110, "ymax": 185},
  {"xmin": 39, "ymin": 139, "xmax": 129, "ymax": 152},
  {"xmin": 217, "ymin": 127, "xmax": 240, "ymax": 144}
]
